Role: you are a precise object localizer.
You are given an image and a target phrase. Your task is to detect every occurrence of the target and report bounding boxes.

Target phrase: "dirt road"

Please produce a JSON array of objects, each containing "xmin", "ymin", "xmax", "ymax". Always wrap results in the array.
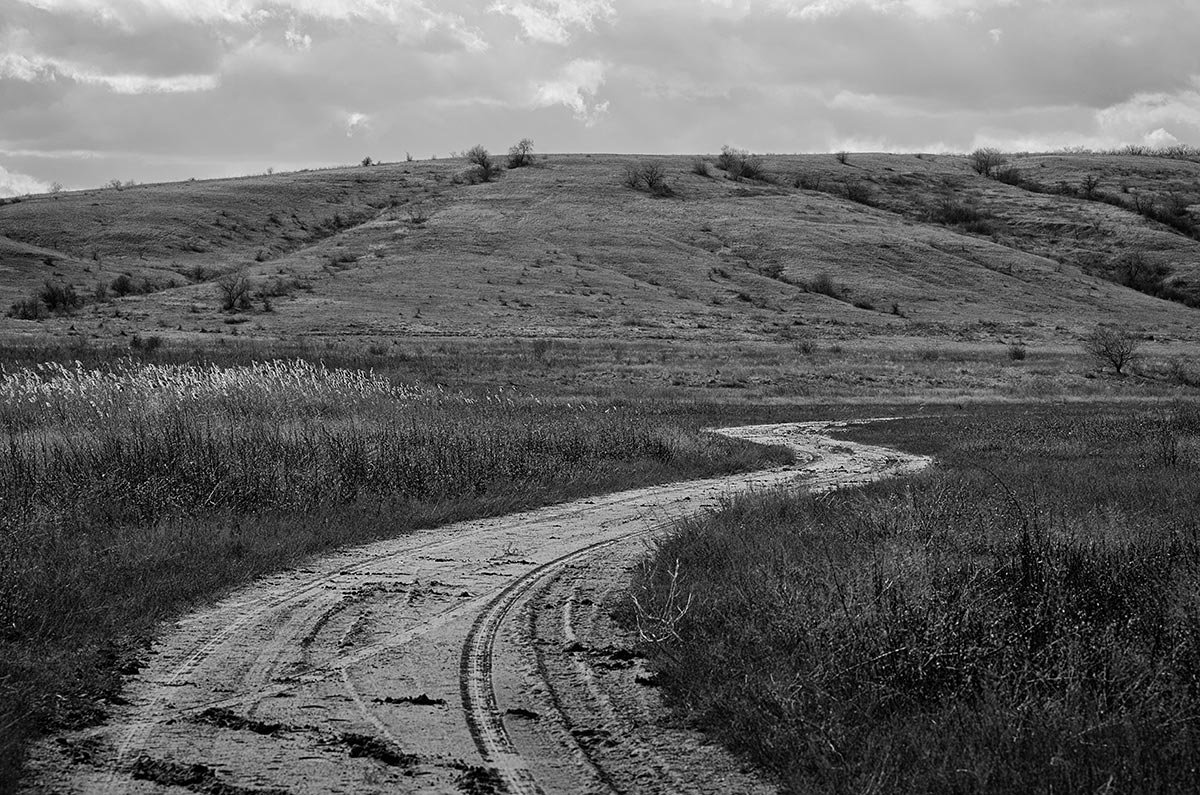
[{"xmin": 24, "ymin": 422, "xmax": 929, "ymax": 794}]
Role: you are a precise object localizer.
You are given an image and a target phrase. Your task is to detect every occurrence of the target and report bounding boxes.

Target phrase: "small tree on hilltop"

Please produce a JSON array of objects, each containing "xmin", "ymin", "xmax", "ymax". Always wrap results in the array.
[
  {"xmin": 465, "ymin": 145, "xmax": 498, "ymax": 182},
  {"xmin": 1082, "ymin": 325, "xmax": 1141, "ymax": 375},
  {"xmin": 507, "ymin": 138, "xmax": 535, "ymax": 168},
  {"xmin": 970, "ymin": 147, "xmax": 1007, "ymax": 178}
]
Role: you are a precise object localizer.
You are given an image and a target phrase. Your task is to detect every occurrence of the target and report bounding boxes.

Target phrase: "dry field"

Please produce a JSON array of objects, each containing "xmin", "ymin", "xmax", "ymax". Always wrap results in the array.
[
  {"xmin": 2, "ymin": 149, "xmax": 1199, "ymax": 400},
  {"xmin": 3, "ymin": 148, "xmax": 1200, "ymax": 792}
]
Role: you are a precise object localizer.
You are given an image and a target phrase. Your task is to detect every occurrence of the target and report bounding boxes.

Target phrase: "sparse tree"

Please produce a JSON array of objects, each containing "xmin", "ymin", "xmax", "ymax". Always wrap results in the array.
[
  {"xmin": 216, "ymin": 271, "xmax": 253, "ymax": 312},
  {"xmin": 361, "ymin": 156, "xmax": 373, "ymax": 167},
  {"xmin": 465, "ymin": 145, "xmax": 498, "ymax": 182},
  {"xmin": 507, "ymin": 138, "xmax": 535, "ymax": 168},
  {"xmin": 970, "ymin": 147, "xmax": 1007, "ymax": 177},
  {"xmin": 1082, "ymin": 325, "xmax": 1141, "ymax": 375}
]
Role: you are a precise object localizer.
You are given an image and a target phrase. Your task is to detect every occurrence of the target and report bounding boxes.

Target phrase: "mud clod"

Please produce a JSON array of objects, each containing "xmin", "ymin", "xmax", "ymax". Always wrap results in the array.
[
  {"xmin": 455, "ymin": 764, "xmax": 505, "ymax": 794},
  {"xmin": 341, "ymin": 732, "xmax": 419, "ymax": 768},
  {"xmin": 194, "ymin": 707, "xmax": 285, "ymax": 735},
  {"xmin": 129, "ymin": 755, "xmax": 290, "ymax": 794},
  {"xmin": 373, "ymin": 693, "xmax": 446, "ymax": 706}
]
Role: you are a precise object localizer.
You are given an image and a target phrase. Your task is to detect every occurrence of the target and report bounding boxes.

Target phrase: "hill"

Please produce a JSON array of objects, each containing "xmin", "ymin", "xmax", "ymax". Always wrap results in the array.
[{"xmin": 2, "ymin": 151, "xmax": 1198, "ymax": 399}]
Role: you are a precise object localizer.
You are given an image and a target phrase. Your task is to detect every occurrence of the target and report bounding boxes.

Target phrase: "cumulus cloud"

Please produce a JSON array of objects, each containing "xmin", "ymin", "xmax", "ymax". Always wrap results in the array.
[
  {"xmin": 490, "ymin": 0, "xmax": 615, "ymax": 44},
  {"xmin": 284, "ymin": 28, "xmax": 312, "ymax": 51},
  {"xmin": 345, "ymin": 111, "xmax": 370, "ymax": 137},
  {"xmin": 0, "ymin": 164, "xmax": 50, "ymax": 197},
  {"xmin": 532, "ymin": 58, "xmax": 609, "ymax": 125},
  {"xmin": 784, "ymin": 0, "xmax": 1019, "ymax": 20}
]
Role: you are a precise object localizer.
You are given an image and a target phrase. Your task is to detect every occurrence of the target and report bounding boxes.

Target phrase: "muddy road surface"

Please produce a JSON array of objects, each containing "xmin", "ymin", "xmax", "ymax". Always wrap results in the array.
[{"xmin": 25, "ymin": 422, "xmax": 929, "ymax": 794}]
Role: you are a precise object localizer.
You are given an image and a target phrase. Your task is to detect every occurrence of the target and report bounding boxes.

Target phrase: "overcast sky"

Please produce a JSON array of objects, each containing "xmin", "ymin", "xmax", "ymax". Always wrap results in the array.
[{"xmin": 2, "ymin": 0, "xmax": 1199, "ymax": 195}]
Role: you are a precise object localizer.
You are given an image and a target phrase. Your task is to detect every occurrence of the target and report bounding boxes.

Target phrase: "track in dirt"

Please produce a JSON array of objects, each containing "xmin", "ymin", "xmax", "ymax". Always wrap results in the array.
[{"xmin": 22, "ymin": 422, "xmax": 929, "ymax": 795}]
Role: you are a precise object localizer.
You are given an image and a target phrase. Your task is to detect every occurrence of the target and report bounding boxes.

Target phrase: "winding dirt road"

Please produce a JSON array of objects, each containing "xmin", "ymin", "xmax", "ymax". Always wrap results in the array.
[{"xmin": 24, "ymin": 422, "xmax": 929, "ymax": 795}]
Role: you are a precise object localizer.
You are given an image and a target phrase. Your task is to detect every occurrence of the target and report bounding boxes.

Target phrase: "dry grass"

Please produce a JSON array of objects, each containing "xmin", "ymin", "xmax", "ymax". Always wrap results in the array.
[
  {"xmin": 0, "ymin": 356, "xmax": 788, "ymax": 789},
  {"xmin": 634, "ymin": 402, "xmax": 1200, "ymax": 793}
]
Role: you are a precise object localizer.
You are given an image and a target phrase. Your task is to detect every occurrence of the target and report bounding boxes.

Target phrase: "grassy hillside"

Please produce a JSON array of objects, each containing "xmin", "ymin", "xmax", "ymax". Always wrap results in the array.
[{"xmin": 2, "ymin": 151, "xmax": 1199, "ymax": 398}]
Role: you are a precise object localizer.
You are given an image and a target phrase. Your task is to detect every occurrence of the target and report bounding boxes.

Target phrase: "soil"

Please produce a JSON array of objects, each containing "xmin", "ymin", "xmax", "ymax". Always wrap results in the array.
[{"xmin": 22, "ymin": 422, "xmax": 929, "ymax": 794}]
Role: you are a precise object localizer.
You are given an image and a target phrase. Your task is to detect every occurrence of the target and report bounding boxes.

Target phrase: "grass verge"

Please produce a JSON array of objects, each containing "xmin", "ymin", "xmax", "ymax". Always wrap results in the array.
[
  {"xmin": 0, "ymin": 358, "xmax": 789, "ymax": 790},
  {"xmin": 632, "ymin": 403, "xmax": 1200, "ymax": 793}
]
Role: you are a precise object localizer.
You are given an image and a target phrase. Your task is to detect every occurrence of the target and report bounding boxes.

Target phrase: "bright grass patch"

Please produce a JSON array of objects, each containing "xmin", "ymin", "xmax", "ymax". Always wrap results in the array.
[
  {"xmin": 0, "ymin": 358, "xmax": 788, "ymax": 788},
  {"xmin": 632, "ymin": 403, "xmax": 1200, "ymax": 794}
]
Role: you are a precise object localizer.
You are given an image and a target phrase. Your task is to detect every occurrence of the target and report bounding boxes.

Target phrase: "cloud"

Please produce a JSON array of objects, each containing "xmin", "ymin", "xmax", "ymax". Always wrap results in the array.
[
  {"xmin": 1, "ymin": 51, "xmax": 217, "ymax": 93},
  {"xmin": 345, "ymin": 111, "xmax": 370, "ymax": 137},
  {"xmin": 988, "ymin": 27, "xmax": 1002, "ymax": 44},
  {"xmin": 784, "ymin": 0, "xmax": 1020, "ymax": 20},
  {"xmin": 490, "ymin": 0, "xmax": 615, "ymax": 44},
  {"xmin": 284, "ymin": 28, "xmax": 312, "ymax": 51},
  {"xmin": 532, "ymin": 58, "xmax": 609, "ymax": 124},
  {"xmin": 0, "ymin": 163, "xmax": 50, "ymax": 197}
]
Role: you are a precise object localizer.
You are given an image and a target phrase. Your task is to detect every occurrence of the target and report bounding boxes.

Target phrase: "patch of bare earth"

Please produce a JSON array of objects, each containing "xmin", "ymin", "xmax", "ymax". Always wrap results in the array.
[{"xmin": 22, "ymin": 423, "xmax": 927, "ymax": 794}]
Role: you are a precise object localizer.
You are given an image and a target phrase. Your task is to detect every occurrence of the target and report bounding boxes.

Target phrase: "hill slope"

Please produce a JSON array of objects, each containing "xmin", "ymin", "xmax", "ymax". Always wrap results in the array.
[{"xmin": 2, "ymin": 152, "xmax": 1198, "ymax": 397}]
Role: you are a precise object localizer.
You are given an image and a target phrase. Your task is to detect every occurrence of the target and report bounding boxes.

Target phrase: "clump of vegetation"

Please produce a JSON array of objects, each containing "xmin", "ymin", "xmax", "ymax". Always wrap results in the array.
[
  {"xmin": 7, "ymin": 282, "xmax": 83, "ymax": 320},
  {"xmin": 690, "ymin": 158, "xmax": 710, "ymax": 177},
  {"xmin": 0, "ymin": 358, "xmax": 788, "ymax": 789},
  {"xmin": 969, "ymin": 147, "xmax": 1006, "ymax": 177},
  {"xmin": 633, "ymin": 404, "xmax": 1200, "ymax": 794},
  {"xmin": 1081, "ymin": 324, "xmax": 1141, "ymax": 374},
  {"xmin": 215, "ymin": 271, "xmax": 253, "ymax": 312},
  {"xmin": 805, "ymin": 271, "xmax": 843, "ymax": 299},
  {"xmin": 843, "ymin": 180, "xmax": 872, "ymax": 205},
  {"xmin": 716, "ymin": 146, "xmax": 769, "ymax": 182},
  {"xmin": 623, "ymin": 161, "xmax": 673, "ymax": 197},
  {"xmin": 465, "ymin": 144, "xmax": 500, "ymax": 182},
  {"xmin": 506, "ymin": 138, "xmax": 535, "ymax": 169}
]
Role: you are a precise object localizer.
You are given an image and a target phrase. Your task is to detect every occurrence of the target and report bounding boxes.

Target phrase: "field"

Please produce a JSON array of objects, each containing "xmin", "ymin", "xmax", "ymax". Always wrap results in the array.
[
  {"xmin": 632, "ymin": 403, "xmax": 1200, "ymax": 793},
  {"xmin": 0, "ymin": 355, "xmax": 787, "ymax": 789}
]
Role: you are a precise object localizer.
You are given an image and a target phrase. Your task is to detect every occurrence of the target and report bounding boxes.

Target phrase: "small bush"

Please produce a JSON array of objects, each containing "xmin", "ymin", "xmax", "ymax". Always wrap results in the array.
[
  {"xmin": 1008, "ymin": 343, "xmax": 1027, "ymax": 360},
  {"xmin": 623, "ymin": 162, "xmax": 673, "ymax": 197},
  {"xmin": 129, "ymin": 334, "xmax": 163, "ymax": 352},
  {"xmin": 931, "ymin": 198, "xmax": 985, "ymax": 226},
  {"xmin": 110, "ymin": 274, "xmax": 135, "ymax": 296},
  {"xmin": 506, "ymin": 138, "xmax": 535, "ymax": 169},
  {"xmin": 844, "ymin": 181, "xmax": 872, "ymax": 205},
  {"xmin": 690, "ymin": 158, "xmax": 710, "ymax": 177},
  {"xmin": 7, "ymin": 297, "xmax": 46, "ymax": 320},
  {"xmin": 465, "ymin": 144, "xmax": 499, "ymax": 182},
  {"xmin": 716, "ymin": 146, "xmax": 769, "ymax": 182},
  {"xmin": 38, "ymin": 281, "xmax": 82, "ymax": 313},
  {"xmin": 993, "ymin": 165, "xmax": 1024, "ymax": 186},
  {"xmin": 360, "ymin": 156, "xmax": 373, "ymax": 167},
  {"xmin": 835, "ymin": 151, "xmax": 849, "ymax": 165},
  {"xmin": 793, "ymin": 172, "xmax": 822, "ymax": 190},
  {"xmin": 852, "ymin": 299, "xmax": 874, "ymax": 310},
  {"xmin": 807, "ymin": 271, "xmax": 841, "ymax": 299}
]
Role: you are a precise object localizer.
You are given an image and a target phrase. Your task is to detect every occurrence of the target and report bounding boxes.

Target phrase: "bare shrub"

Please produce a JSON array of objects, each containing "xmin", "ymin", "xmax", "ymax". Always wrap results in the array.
[
  {"xmin": 835, "ymin": 151, "xmax": 849, "ymax": 165},
  {"xmin": 1080, "ymin": 174, "xmax": 1101, "ymax": 199},
  {"xmin": 360, "ymin": 156, "xmax": 373, "ymax": 167},
  {"xmin": 465, "ymin": 144, "xmax": 499, "ymax": 182},
  {"xmin": 716, "ymin": 146, "xmax": 769, "ymax": 181},
  {"xmin": 1008, "ymin": 343, "xmax": 1027, "ymax": 361},
  {"xmin": 844, "ymin": 181, "xmax": 872, "ymax": 205},
  {"xmin": 39, "ymin": 281, "xmax": 82, "ymax": 313},
  {"xmin": 216, "ymin": 272, "xmax": 253, "ymax": 312},
  {"xmin": 970, "ymin": 147, "xmax": 1006, "ymax": 177},
  {"xmin": 794, "ymin": 173, "xmax": 822, "ymax": 190},
  {"xmin": 807, "ymin": 271, "xmax": 841, "ymax": 299},
  {"xmin": 7, "ymin": 297, "xmax": 46, "ymax": 320},
  {"xmin": 506, "ymin": 138, "xmax": 535, "ymax": 169},
  {"xmin": 623, "ymin": 162, "xmax": 673, "ymax": 196},
  {"xmin": 1081, "ymin": 325, "xmax": 1140, "ymax": 374},
  {"xmin": 691, "ymin": 158, "xmax": 710, "ymax": 177}
]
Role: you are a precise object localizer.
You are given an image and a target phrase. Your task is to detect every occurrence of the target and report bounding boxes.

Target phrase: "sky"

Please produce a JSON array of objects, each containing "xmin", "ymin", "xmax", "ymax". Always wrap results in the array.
[{"xmin": 2, "ymin": 0, "xmax": 1199, "ymax": 195}]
